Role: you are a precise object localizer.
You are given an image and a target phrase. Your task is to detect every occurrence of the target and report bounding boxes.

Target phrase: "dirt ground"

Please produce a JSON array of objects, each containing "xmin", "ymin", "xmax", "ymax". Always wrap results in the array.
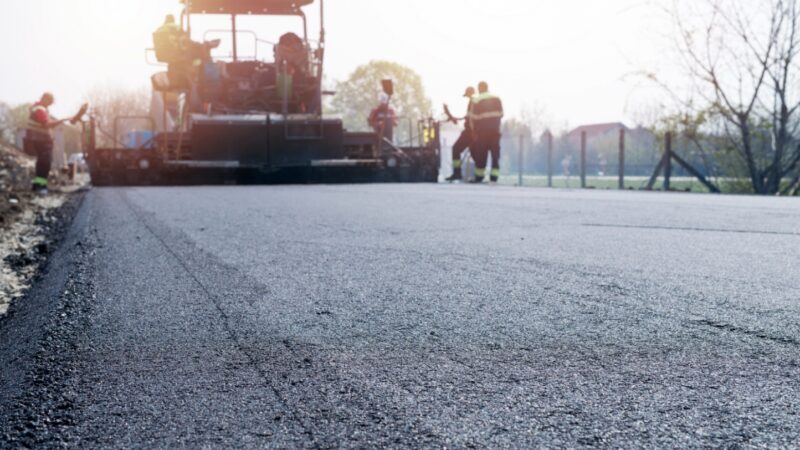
[
  {"xmin": 0, "ymin": 143, "xmax": 84, "ymax": 315},
  {"xmin": 0, "ymin": 144, "xmax": 35, "ymax": 224}
]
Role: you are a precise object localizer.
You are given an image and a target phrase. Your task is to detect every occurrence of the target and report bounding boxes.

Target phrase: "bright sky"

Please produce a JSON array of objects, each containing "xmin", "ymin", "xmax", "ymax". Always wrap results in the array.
[{"xmin": 0, "ymin": 0, "xmax": 675, "ymax": 129}]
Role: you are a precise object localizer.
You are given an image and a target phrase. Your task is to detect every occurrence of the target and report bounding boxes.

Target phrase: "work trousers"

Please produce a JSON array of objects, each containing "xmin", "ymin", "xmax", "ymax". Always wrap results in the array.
[
  {"xmin": 451, "ymin": 130, "xmax": 473, "ymax": 174},
  {"xmin": 452, "ymin": 130, "xmax": 473, "ymax": 161},
  {"xmin": 26, "ymin": 137, "xmax": 53, "ymax": 187},
  {"xmin": 472, "ymin": 132, "xmax": 501, "ymax": 181},
  {"xmin": 379, "ymin": 122, "xmax": 394, "ymax": 143}
]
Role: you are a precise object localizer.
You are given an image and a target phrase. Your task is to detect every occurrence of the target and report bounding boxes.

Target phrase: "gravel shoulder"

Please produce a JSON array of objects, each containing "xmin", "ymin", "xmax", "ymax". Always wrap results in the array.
[
  {"xmin": 0, "ymin": 142, "xmax": 88, "ymax": 315},
  {"xmin": 0, "ymin": 190, "xmax": 87, "ymax": 447}
]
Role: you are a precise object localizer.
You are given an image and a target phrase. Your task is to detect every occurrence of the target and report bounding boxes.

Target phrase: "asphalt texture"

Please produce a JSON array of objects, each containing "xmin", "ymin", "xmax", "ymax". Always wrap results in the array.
[{"xmin": 1, "ymin": 184, "xmax": 799, "ymax": 448}]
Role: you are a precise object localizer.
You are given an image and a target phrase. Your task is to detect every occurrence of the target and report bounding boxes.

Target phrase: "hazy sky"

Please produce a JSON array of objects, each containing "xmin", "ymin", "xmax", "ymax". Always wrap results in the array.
[{"xmin": 0, "ymin": 0, "xmax": 674, "ymax": 129}]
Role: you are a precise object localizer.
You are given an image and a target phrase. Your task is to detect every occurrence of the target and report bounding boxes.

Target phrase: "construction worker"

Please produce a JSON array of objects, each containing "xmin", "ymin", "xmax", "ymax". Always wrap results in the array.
[
  {"xmin": 445, "ymin": 86, "xmax": 476, "ymax": 182},
  {"xmin": 368, "ymin": 93, "xmax": 398, "ymax": 143},
  {"xmin": 153, "ymin": 14, "xmax": 219, "ymax": 91},
  {"xmin": 154, "ymin": 15, "xmax": 188, "ymax": 89},
  {"xmin": 153, "ymin": 15, "xmax": 183, "ymax": 61},
  {"xmin": 160, "ymin": 14, "xmax": 181, "ymax": 33},
  {"xmin": 25, "ymin": 93, "xmax": 69, "ymax": 193},
  {"xmin": 469, "ymin": 81, "xmax": 504, "ymax": 183}
]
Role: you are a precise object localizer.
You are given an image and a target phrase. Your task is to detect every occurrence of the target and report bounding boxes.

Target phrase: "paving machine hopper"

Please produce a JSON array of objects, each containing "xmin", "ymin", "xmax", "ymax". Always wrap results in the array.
[{"xmin": 87, "ymin": 0, "xmax": 440, "ymax": 185}]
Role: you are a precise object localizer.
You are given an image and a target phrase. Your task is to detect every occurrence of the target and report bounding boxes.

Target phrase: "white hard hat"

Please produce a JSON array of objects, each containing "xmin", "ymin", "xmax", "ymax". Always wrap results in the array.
[{"xmin": 378, "ymin": 93, "xmax": 390, "ymax": 105}]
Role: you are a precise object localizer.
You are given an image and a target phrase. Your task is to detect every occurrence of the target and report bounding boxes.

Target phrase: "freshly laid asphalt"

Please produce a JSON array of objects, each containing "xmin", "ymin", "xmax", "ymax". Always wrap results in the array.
[{"xmin": 1, "ymin": 184, "xmax": 799, "ymax": 448}]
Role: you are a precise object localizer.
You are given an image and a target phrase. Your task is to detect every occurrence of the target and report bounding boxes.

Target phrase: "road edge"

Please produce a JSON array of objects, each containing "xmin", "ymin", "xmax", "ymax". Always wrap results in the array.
[{"xmin": 0, "ymin": 190, "xmax": 93, "ymax": 446}]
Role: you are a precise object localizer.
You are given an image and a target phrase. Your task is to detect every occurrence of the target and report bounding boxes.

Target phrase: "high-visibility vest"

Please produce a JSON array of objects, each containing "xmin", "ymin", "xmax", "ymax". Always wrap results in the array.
[
  {"xmin": 469, "ymin": 93, "xmax": 504, "ymax": 135},
  {"xmin": 158, "ymin": 23, "xmax": 182, "ymax": 34},
  {"xmin": 153, "ymin": 23, "xmax": 184, "ymax": 62},
  {"xmin": 26, "ymin": 104, "xmax": 51, "ymax": 138}
]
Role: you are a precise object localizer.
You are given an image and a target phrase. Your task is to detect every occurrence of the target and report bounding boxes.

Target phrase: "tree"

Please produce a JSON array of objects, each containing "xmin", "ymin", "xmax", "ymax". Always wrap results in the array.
[
  {"xmin": 0, "ymin": 102, "xmax": 33, "ymax": 148},
  {"xmin": 85, "ymin": 84, "xmax": 151, "ymax": 148},
  {"xmin": 670, "ymin": 0, "xmax": 800, "ymax": 195},
  {"xmin": 329, "ymin": 61, "xmax": 432, "ymax": 146},
  {"xmin": 0, "ymin": 102, "xmax": 16, "ymax": 146},
  {"xmin": 500, "ymin": 118, "xmax": 534, "ymax": 175}
]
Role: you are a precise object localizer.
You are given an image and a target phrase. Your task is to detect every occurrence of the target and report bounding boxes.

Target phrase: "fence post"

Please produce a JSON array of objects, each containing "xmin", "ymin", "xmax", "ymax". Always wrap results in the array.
[
  {"xmin": 580, "ymin": 131, "xmax": 587, "ymax": 188},
  {"xmin": 547, "ymin": 131, "xmax": 553, "ymax": 188},
  {"xmin": 618, "ymin": 128, "xmax": 625, "ymax": 190},
  {"xmin": 664, "ymin": 132, "xmax": 672, "ymax": 191},
  {"xmin": 518, "ymin": 134, "xmax": 524, "ymax": 187}
]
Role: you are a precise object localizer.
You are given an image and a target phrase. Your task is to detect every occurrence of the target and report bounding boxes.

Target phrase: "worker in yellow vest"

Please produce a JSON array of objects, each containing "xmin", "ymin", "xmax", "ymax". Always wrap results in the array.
[{"xmin": 468, "ymin": 81, "xmax": 504, "ymax": 183}]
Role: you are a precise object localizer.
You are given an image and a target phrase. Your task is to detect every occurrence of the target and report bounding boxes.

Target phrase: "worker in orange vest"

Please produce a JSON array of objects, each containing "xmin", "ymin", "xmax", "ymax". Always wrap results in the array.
[
  {"xmin": 368, "ymin": 93, "xmax": 399, "ymax": 143},
  {"xmin": 25, "ymin": 93, "xmax": 70, "ymax": 193}
]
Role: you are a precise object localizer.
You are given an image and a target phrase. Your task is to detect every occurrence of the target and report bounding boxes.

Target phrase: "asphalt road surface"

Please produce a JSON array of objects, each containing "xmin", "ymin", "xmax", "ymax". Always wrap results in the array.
[{"xmin": 2, "ymin": 184, "xmax": 800, "ymax": 448}]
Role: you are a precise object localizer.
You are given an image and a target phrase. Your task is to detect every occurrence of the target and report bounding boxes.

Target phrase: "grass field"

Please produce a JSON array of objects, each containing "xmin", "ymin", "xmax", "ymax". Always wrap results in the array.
[{"xmin": 497, "ymin": 175, "xmax": 711, "ymax": 192}]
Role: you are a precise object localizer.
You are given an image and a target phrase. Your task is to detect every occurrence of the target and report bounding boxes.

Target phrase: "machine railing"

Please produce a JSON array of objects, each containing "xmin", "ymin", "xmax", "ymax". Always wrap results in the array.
[
  {"xmin": 113, "ymin": 116, "xmax": 157, "ymax": 150},
  {"xmin": 202, "ymin": 29, "xmax": 260, "ymax": 61}
]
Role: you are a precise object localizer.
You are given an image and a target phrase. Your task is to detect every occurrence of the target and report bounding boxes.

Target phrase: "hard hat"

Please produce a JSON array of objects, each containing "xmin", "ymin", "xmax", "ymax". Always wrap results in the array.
[
  {"xmin": 463, "ymin": 87, "xmax": 475, "ymax": 98},
  {"xmin": 379, "ymin": 93, "xmax": 390, "ymax": 105}
]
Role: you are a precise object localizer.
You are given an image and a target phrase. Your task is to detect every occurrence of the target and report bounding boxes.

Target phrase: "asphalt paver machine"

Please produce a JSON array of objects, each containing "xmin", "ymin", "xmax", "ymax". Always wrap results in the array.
[{"xmin": 87, "ymin": 0, "xmax": 440, "ymax": 185}]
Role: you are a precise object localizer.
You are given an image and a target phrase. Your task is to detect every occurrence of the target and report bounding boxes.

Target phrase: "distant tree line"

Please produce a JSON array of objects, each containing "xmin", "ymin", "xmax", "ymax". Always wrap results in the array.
[
  {"xmin": 0, "ymin": 85, "xmax": 150, "ymax": 152},
  {"xmin": 328, "ymin": 60, "xmax": 432, "ymax": 146},
  {"xmin": 654, "ymin": 0, "xmax": 800, "ymax": 195}
]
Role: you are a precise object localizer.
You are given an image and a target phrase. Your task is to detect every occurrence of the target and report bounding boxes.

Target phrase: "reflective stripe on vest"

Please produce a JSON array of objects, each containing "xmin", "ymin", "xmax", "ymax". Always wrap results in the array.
[
  {"xmin": 471, "ymin": 93, "xmax": 499, "ymax": 103},
  {"xmin": 158, "ymin": 23, "xmax": 182, "ymax": 34},
  {"xmin": 470, "ymin": 94, "xmax": 503, "ymax": 114},
  {"xmin": 469, "ymin": 93, "xmax": 503, "ymax": 133},
  {"xmin": 471, "ymin": 111, "xmax": 504, "ymax": 121}
]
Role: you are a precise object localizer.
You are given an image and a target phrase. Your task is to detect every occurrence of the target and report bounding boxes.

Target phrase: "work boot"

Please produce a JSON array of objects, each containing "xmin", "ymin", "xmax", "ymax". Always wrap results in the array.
[
  {"xmin": 469, "ymin": 177, "xmax": 485, "ymax": 184},
  {"xmin": 445, "ymin": 172, "xmax": 462, "ymax": 182}
]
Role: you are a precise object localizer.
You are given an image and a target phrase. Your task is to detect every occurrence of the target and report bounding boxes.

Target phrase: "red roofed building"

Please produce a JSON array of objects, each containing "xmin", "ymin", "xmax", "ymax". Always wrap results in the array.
[{"xmin": 566, "ymin": 122, "xmax": 628, "ymax": 141}]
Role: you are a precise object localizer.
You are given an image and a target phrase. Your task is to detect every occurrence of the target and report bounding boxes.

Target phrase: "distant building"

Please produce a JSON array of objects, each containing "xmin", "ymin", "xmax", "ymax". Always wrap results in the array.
[{"xmin": 566, "ymin": 122, "xmax": 628, "ymax": 142}]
